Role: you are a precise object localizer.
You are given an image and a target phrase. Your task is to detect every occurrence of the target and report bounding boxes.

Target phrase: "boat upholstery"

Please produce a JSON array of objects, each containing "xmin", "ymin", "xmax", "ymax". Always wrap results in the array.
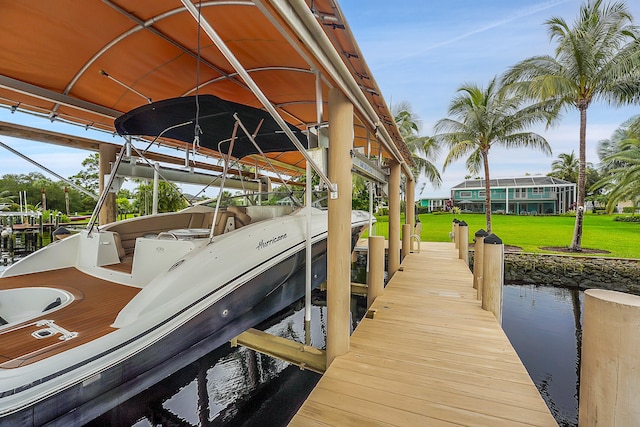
[{"xmin": 227, "ymin": 206, "xmax": 251, "ymax": 228}]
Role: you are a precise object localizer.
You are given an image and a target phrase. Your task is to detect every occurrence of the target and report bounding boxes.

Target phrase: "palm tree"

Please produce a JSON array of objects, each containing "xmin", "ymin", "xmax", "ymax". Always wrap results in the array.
[
  {"xmin": 592, "ymin": 116, "xmax": 640, "ymax": 212},
  {"xmin": 503, "ymin": 0, "xmax": 640, "ymax": 250},
  {"xmin": 434, "ymin": 76, "xmax": 553, "ymax": 233},
  {"xmin": 549, "ymin": 151, "xmax": 580, "ymax": 183},
  {"xmin": 597, "ymin": 115, "xmax": 640, "ymax": 173},
  {"xmin": 392, "ymin": 102, "xmax": 442, "ymax": 187},
  {"xmin": 593, "ymin": 138, "xmax": 640, "ymax": 212}
]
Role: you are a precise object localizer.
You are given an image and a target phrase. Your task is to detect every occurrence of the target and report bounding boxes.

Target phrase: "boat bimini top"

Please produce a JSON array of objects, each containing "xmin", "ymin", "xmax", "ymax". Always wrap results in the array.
[{"xmin": 114, "ymin": 95, "xmax": 308, "ymax": 160}]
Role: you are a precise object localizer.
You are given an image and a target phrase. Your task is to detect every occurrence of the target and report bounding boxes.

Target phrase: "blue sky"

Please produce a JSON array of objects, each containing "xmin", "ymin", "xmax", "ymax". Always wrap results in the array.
[{"xmin": 2, "ymin": 0, "xmax": 640, "ymax": 198}]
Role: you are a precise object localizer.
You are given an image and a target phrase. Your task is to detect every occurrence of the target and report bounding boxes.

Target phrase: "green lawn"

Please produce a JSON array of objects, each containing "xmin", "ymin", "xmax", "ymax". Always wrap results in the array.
[{"xmin": 369, "ymin": 213, "xmax": 640, "ymax": 259}]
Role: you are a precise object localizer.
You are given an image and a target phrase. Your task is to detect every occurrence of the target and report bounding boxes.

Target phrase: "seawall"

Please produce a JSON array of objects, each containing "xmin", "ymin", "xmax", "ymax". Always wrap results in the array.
[{"xmin": 470, "ymin": 252, "xmax": 640, "ymax": 295}]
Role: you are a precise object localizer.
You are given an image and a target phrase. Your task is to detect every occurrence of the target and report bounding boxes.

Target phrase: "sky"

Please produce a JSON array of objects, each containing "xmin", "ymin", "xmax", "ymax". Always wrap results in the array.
[{"xmin": 1, "ymin": 0, "xmax": 640, "ymax": 199}]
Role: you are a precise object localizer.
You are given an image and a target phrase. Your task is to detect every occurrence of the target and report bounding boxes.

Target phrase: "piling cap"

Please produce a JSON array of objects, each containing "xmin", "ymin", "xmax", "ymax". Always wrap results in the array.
[
  {"xmin": 452, "ymin": 218, "xmax": 460, "ymax": 223},
  {"xmin": 484, "ymin": 233, "xmax": 503, "ymax": 245},
  {"xmin": 475, "ymin": 228, "xmax": 488, "ymax": 237},
  {"xmin": 458, "ymin": 220, "xmax": 468, "ymax": 226}
]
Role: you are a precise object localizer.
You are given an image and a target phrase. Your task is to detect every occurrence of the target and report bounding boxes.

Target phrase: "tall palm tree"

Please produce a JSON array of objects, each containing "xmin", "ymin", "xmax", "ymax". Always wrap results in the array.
[
  {"xmin": 503, "ymin": 0, "xmax": 640, "ymax": 250},
  {"xmin": 392, "ymin": 102, "xmax": 442, "ymax": 187},
  {"xmin": 549, "ymin": 151, "xmax": 580, "ymax": 182},
  {"xmin": 434, "ymin": 76, "xmax": 553, "ymax": 233}
]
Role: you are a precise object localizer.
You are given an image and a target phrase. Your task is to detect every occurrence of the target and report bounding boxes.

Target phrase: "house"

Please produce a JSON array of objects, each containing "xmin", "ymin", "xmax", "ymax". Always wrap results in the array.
[
  {"xmin": 418, "ymin": 197, "xmax": 450, "ymax": 213},
  {"xmin": 451, "ymin": 176, "xmax": 576, "ymax": 214}
]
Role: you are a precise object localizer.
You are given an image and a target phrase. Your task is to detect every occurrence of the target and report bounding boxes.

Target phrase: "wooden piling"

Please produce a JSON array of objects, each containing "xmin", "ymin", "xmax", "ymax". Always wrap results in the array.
[
  {"xmin": 366, "ymin": 235, "xmax": 385, "ymax": 309},
  {"xmin": 481, "ymin": 233, "xmax": 503, "ymax": 324},
  {"xmin": 326, "ymin": 88, "xmax": 353, "ymax": 366},
  {"xmin": 99, "ymin": 143, "xmax": 118, "ymax": 225},
  {"xmin": 579, "ymin": 290, "xmax": 640, "ymax": 426},
  {"xmin": 457, "ymin": 220, "xmax": 468, "ymax": 266},
  {"xmin": 473, "ymin": 229, "xmax": 488, "ymax": 299},
  {"xmin": 401, "ymin": 223, "xmax": 411, "ymax": 261},
  {"xmin": 453, "ymin": 218, "xmax": 460, "ymax": 248}
]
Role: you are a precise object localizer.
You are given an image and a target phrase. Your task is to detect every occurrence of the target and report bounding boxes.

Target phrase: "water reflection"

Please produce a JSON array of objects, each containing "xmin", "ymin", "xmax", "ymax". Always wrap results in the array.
[
  {"xmin": 502, "ymin": 284, "xmax": 583, "ymax": 427},
  {"xmin": 87, "ymin": 292, "xmax": 367, "ymax": 426}
]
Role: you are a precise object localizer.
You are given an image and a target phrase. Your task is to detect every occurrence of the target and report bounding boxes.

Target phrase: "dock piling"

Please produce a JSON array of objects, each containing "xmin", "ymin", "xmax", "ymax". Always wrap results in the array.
[
  {"xmin": 579, "ymin": 290, "xmax": 640, "ymax": 426},
  {"xmin": 401, "ymin": 223, "xmax": 411, "ymax": 261},
  {"xmin": 366, "ymin": 236, "xmax": 385, "ymax": 309},
  {"xmin": 457, "ymin": 220, "xmax": 468, "ymax": 266},
  {"xmin": 473, "ymin": 229, "xmax": 488, "ymax": 299},
  {"xmin": 481, "ymin": 233, "xmax": 503, "ymax": 324}
]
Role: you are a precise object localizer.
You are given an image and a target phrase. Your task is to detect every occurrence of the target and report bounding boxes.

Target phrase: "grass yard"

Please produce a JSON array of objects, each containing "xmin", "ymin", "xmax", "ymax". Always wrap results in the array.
[{"xmin": 369, "ymin": 213, "xmax": 640, "ymax": 259}]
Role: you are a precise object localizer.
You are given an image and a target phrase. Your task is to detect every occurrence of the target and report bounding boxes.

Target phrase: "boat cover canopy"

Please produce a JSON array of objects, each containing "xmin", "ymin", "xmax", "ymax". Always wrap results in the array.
[
  {"xmin": 115, "ymin": 95, "xmax": 307, "ymax": 159},
  {"xmin": 0, "ymin": 1, "xmax": 413, "ymax": 176}
]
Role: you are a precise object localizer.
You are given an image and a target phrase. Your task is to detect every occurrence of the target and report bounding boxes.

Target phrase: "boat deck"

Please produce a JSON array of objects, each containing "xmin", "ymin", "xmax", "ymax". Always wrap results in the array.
[
  {"xmin": 0, "ymin": 268, "xmax": 140, "ymax": 368},
  {"xmin": 289, "ymin": 242, "xmax": 557, "ymax": 426}
]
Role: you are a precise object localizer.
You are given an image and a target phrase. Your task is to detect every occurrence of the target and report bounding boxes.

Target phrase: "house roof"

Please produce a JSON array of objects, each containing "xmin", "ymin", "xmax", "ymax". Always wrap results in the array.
[{"xmin": 452, "ymin": 176, "xmax": 575, "ymax": 189}]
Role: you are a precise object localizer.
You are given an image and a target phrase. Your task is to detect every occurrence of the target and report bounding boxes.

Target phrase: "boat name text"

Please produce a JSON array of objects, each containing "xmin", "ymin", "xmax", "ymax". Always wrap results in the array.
[{"xmin": 256, "ymin": 233, "xmax": 288, "ymax": 250}]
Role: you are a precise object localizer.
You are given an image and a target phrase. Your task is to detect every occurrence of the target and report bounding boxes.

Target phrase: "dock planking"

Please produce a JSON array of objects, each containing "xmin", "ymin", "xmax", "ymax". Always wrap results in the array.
[{"xmin": 289, "ymin": 242, "xmax": 557, "ymax": 426}]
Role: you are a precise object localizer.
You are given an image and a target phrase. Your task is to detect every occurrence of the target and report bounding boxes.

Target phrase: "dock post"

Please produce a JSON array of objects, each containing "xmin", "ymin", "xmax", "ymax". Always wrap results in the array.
[
  {"xmin": 482, "ymin": 233, "xmax": 503, "ymax": 324},
  {"xmin": 99, "ymin": 143, "xmax": 118, "ymax": 225},
  {"xmin": 406, "ymin": 178, "xmax": 415, "ymax": 228},
  {"xmin": 388, "ymin": 160, "xmax": 401, "ymax": 279},
  {"xmin": 473, "ymin": 229, "xmax": 488, "ymax": 299},
  {"xmin": 457, "ymin": 220, "xmax": 468, "ymax": 266},
  {"xmin": 326, "ymin": 88, "xmax": 353, "ymax": 366},
  {"xmin": 453, "ymin": 218, "xmax": 460, "ymax": 248},
  {"xmin": 367, "ymin": 235, "xmax": 385, "ymax": 308},
  {"xmin": 401, "ymin": 223, "xmax": 411, "ymax": 261},
  {"xmin": 579, "ymin": 290, "xmax": 640, "ymax": 426}
]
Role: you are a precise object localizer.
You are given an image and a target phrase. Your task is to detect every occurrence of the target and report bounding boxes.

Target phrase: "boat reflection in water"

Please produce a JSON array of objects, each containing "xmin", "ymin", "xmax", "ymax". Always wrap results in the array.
[
  {"xmin": 503, "ymin": 284, "xmax": 583, "ymax": 427},
  {"xmin": 87, "ymin": 292, "xmax": 367, "ymax": 426}
]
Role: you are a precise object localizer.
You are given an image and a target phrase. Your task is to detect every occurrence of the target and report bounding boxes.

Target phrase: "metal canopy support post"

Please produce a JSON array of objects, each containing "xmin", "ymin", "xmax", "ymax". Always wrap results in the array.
[
  {"xmin": 305, "ymin": 69, "xmax": 323, "ymax": 332},
  {"xmin": 152, "ymin": 162, "xmax": 159, "ymax": 215},
  {"xmin": 181, "ymin": 0, "xmax": 336, "ymax": 197},
  {"xmin": 388, "ymin": 160, "xmax": 401, "ymax": 278}
]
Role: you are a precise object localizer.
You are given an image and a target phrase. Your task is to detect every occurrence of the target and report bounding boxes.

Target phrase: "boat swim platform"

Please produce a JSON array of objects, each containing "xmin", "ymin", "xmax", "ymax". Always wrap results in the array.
[{"xmin": 289, "ymin": 241, "xmax": 557, "ymax": 426}]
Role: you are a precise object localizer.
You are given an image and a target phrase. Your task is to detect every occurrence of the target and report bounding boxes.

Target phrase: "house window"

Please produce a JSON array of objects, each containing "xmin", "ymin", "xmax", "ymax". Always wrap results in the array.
[
  {"xmin": 478, "ymin": 191, "xmax": 486, "ymax": 197},
  {"xmin": 459, "ymin": 191, "xmax": 472, "ymax": 198},
  {"xmin": 532, "ymin": 187, "xmax": 544, "ymax": 195},
  {"xmin": 514, "ymin": 188, "xmax": 527, "ymax": 199}
]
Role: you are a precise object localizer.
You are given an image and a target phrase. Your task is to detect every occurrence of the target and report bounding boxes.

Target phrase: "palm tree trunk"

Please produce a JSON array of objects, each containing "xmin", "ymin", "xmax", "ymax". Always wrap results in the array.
[
  {"xmin": 483, "ymin": 151, "xmax": 492, "ymax": 233},
  {"xmin": 570, "ymin": 105, "xmax": 587, "ymax": 251}
]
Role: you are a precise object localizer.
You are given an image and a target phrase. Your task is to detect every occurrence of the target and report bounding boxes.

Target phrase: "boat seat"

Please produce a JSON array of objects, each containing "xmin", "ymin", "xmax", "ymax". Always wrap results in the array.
[
  {"xmin": 112, "ymin": 232, "xmax": 127, "ymax": 260},
  {"xmin": 227, "ymin": 206, "xmax": 251, "ymax": 228},
  {"xmin": 213, "ymin": 211, "xmax": 235, "ymax": 235}
]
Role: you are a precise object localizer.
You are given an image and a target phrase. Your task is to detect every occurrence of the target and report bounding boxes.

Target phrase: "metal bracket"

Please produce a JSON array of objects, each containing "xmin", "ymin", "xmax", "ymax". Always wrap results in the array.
[{"xmin": 329, "ymin": 183, "xmax": 338, "ymax": 199}]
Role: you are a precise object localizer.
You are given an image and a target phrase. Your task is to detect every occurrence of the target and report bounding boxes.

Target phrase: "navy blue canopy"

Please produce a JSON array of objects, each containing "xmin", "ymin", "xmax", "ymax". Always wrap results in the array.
[{"xmin": 114, "ymin": 95, "xmax": 307, "ymax": 159}]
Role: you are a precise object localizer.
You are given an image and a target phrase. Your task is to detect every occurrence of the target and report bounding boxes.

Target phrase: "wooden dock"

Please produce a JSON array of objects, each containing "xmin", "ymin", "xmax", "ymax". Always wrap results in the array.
[{"xmin": 289, "ymin": 242, "xmax": 557, "ymax": 426}]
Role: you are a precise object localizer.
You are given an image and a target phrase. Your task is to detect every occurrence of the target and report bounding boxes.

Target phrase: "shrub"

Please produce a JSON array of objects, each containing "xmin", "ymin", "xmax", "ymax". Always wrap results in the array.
[{"xmin": 614, "ymin": 216, "xmax": 640, "ymax": 223}]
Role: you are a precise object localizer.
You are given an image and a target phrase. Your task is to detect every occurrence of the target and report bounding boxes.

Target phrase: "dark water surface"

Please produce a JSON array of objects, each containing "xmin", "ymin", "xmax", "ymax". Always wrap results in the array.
[
  {"xmin": 502, "ymin": 284, "xmax": 583, "ymax": 427},
  {"xmin": 86, "ymin": 293, "xmax": 366, "ymax": 426}
]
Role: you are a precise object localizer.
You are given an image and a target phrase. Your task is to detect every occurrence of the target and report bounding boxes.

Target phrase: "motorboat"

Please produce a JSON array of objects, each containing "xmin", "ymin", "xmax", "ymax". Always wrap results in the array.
[{"xmin": 0, "ymin": 95, "xmax": 373, "ymax": 425}]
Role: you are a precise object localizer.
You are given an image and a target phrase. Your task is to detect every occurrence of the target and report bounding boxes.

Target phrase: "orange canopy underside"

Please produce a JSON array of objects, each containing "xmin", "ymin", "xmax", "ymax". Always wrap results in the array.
[{"xmin": 0, "ymin": 0, "xmax": 412, "ymax": 176}]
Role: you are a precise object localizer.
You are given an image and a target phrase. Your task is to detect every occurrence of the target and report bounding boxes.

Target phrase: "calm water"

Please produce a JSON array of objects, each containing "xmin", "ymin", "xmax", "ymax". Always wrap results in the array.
[
  {"xmin": 86, "ymin": 293, "xmax": 367, "ymax": 426},
  {"xmin": 503, "ymin": 284, "xmax": 583, "ymax": 427}
]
